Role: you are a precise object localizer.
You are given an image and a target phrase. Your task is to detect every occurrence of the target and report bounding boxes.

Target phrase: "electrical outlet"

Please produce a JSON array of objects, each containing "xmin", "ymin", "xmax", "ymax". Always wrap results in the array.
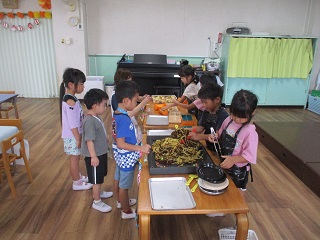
[{"xmin": 77, "ymin": 23, "xmax": 83, "ymax": 31}]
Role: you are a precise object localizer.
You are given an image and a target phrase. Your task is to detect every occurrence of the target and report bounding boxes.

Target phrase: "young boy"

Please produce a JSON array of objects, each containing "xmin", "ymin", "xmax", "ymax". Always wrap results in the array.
[
  {"xmin": 173, "ymin": 72, "xmax": 223, "ymax": 120},
  {"xmin": 188, "ymin": 82, "xmax": 229, "ymax": 151},
  {"xmin": 81, "ymin": 89, "xmax": 113, "ymax": 213},
  {"xmin": 112, "ymin": 80, "xmax": 151, "ymax": 219}
]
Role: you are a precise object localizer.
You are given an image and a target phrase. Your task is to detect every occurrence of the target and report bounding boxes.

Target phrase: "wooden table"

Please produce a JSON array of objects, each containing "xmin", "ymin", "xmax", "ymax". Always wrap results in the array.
[
  {"xmin": 142, "ymin": 102, "xmax": 197, "ymax": 133},
  {"xmin": 0, "ymin": 94, "xmax": 19, "ymax": 118},
  {"xmin": 138, "ymin": 135, "xmax": 249, "ymax": 240}
]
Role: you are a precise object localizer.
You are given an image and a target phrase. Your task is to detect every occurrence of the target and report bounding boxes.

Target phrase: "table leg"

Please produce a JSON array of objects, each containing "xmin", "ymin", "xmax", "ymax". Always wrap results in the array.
[
  {"xmin": 139, "ymin": 214, "xmax": 150, "ymax": 240},
  {"xmin": 235, "ymin": 213, "xmax": 249, "ymax": 240},
  {"xmin": 13, "ymin": 97, "xmax": 19, "ymax": 119}
]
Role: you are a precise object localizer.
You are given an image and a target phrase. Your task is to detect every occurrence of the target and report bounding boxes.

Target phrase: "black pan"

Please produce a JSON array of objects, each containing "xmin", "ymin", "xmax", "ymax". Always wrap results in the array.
[{"xmin": 196, "ymin": 162, "xmax": 226, "ymax": 184}]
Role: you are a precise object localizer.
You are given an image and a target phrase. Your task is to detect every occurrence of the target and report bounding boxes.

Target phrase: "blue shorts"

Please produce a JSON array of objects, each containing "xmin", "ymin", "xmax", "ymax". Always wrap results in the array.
[
  {"xmin": 63, "ymin": 137, "xmax": 81, "ymax": 156},
  {"xmin": 114, "ymin": 165, "xmax": 135, "ymax": 189}
]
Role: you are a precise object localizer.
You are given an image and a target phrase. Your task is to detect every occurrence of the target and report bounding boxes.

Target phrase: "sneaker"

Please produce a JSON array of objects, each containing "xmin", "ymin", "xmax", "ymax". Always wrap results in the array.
[
  {"xmin": 92, "ymin": 201, "xmax": 112, "ymax": 213},
  {"xmin": 72, "ymin": 181, "xmax": 93, "ymax": 191},
  {"xmin": 116, "ymin": 198, "xmax": 137, "ymax": 209},
  {"xmin": 121, "ymin": 208, "xmax": 136, "ymax": 219},
  {"xmin": 205, "ymin": 213, "xmax": 225, "ymax": 217},
  {"xmin": 100, "ymin": 191, "xmax": 113, "ymax": 199},
  {"xmin": 79, "ymin": 175, "xmax": 89, "ymax": 183}
]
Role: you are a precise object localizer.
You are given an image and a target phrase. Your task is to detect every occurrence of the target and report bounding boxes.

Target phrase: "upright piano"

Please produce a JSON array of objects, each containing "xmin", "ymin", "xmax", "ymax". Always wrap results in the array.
[{"xmin": 117, "ymin": 54, "xmax": 183, "ymax": 97}]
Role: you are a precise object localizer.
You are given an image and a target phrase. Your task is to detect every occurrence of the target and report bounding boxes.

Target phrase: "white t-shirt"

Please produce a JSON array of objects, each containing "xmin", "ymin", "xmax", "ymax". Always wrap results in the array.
[{"xmin": 183, "ymin": 83, "xmax": 198, "ymax": 102}]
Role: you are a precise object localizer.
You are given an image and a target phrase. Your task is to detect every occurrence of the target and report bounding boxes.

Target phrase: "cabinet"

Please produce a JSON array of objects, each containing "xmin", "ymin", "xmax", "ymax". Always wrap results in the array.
[{"xmin": 221, "ymin": 35, "xmax": 317, "ymax": 106}]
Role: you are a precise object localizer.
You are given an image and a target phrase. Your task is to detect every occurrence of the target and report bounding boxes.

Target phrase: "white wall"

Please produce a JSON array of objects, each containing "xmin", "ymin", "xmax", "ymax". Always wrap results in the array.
[
  {"xmin": 1, "ymin": 0, "xmax": 320, "ymax": 90},
  {"xmin": 85, "ymin": 0, "xmax": 320, "ymax": 56}
]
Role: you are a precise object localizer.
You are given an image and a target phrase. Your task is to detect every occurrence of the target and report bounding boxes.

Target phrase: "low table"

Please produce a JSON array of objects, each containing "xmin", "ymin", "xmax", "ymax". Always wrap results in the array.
[{"xmin": 138, "ymin": 135, "xmax": 249, "ymax": 240}]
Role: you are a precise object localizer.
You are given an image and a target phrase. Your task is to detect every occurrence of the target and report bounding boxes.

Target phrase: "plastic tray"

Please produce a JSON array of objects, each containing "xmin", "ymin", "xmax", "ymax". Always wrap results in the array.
[
  {"xmin": 218, "ymin": 228, "xmax": 258, "ymax": 240},
  {"xmin": 148, "ymin": 177, "xmax": 196, "ymax": 210},
  {"xmin": 146, "ymin": 115, "xmax": 169, "ymax": 125}
]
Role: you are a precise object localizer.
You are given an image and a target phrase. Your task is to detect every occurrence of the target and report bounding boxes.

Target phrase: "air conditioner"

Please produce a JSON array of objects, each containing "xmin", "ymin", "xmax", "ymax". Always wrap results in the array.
[{"xmin": 2, "ymin": 0, "xmax": 18, "ymax": 9}]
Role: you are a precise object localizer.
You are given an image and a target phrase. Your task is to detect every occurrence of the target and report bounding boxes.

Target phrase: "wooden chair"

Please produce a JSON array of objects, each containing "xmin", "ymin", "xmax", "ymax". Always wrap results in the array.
[
  {"xmin": 0, "ymin": 91, "xmax": 16, "ymax": 119},
  {"xmin": 0, "ymin": 119, "xmax": 33, "ymax": 198}
]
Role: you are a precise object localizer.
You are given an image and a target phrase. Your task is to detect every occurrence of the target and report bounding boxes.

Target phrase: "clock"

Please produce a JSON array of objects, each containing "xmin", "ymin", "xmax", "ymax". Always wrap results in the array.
[{"xmin": 68, "ymin": 16, "xmax": 79, "ymax": 27}]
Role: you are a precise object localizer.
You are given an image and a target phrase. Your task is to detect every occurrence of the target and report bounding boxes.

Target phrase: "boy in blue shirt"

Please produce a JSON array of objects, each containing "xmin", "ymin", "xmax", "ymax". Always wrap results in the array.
[{"xmin": 112, "ymin": 80, "xmax": 151, "ymax": 219}]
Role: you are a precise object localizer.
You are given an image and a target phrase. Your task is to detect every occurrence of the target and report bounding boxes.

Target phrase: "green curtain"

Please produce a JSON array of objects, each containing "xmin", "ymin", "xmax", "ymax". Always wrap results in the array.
[
  {"xmin": 227, "ymin": 37, "xmax": 313, "ymax": 79},
  {"xmin": 273, "ymin": 38, "xmax": 313, "ymax": 78}
]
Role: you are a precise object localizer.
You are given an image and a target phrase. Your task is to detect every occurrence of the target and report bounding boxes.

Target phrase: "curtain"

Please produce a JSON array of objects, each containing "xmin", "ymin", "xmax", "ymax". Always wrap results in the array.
[
  {"xmin": 227, "ymin": 37, "xmax": 313, "ymax": 79},
  {"xmin": 0, "ymin": 17, "xmax": 57, "ymax": 98}
]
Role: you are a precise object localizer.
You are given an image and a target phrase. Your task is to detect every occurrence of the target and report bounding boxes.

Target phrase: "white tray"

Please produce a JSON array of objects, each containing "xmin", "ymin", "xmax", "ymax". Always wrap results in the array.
[
  {"xmin": 146, "ymin": 115, "xmax": 169, "ymax": 126},
  {"xmin": 148, "ymin": 177, "xmax": 196, "ymax": 210}
]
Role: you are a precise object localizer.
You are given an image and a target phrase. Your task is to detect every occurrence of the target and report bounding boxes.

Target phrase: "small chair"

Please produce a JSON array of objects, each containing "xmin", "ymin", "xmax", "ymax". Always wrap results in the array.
[
  {"xmin": 0, "ymin": 91, "xmax": 16, "ymax": 119},
  {"xmin": 0, "ymin": 120, "xmax": 33, "ymax": 198}
]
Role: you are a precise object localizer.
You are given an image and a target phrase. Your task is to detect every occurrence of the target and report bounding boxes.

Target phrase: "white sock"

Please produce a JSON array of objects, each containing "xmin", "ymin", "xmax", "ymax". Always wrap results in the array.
[{"xmin": 94, "ymin": 199, "xmax": 102, "ymax": 205}]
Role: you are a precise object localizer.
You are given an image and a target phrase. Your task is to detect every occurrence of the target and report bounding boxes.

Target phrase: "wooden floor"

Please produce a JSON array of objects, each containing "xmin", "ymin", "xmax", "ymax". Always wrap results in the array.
[{"xmin": 1, "ymin": 98, "xmax": 320, "ymax": 240}]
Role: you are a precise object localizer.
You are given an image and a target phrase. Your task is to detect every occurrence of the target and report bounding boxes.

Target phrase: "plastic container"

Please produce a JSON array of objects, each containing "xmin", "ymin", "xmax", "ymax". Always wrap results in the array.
[
  {"xmin": 308, "ymin": 94, "xmax": 320, "ymax": 115},
  {"xmin": 168, "ymin": 110, "xmax": 181, "ymax": 123},
  {"xmin": 218, "ymin": 228, "xmax": 258, "ymax": 240}
]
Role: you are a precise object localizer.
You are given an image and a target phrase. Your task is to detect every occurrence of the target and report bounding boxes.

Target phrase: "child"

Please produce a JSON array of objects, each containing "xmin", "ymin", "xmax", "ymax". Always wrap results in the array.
[
  {"xmin": 172, "ymin": 72, "xmax": 223, "ymax": 120},
  {"xmin": 188, "ymin": 82, "xmax": 229, "ymax": 151},
  {"xmin": 60, "ymin": 68, "xmax": 93, "ymax": 191},
  {"xmin": 81, "ymin": 89, "xmax": 113, "ymax": 213},
  {"xmin": 209, "ymin": 89, "xmax": 258, "ymax": 194},
  {"xmin": 112, "ymin": 80, "xmax": 151, "ymax": 219},
  {"xmin": 111, "ymin": 68, "xmax": 149, "ymax": 114},
  {"xmin": 161, "ymin": 65, "xmax": 199, "ymax": 112}
]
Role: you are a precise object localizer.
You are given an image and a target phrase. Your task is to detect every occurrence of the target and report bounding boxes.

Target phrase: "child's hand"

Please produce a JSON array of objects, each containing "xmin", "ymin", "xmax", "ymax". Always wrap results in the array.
[
  {"xmin": 220, "ymin": 156, "xmax": 235, "ymax": 169},
  {"xmin": 91, "ymin": 156, "xmax": 99, "ymax": 167},
  {"xmin": 208, "ymin": 133, "xmax": 219, "ymax": 143},
  {"xmin": 141, "ymin": 95, "xmax": 152, "ymax": 105},
  {"xmin": 76, "ymin": 137, "xmax": 81, "ymax": 148},
  {"xmin": 140, "ymin": 144, "xmax": 151, "ymax": 154}
]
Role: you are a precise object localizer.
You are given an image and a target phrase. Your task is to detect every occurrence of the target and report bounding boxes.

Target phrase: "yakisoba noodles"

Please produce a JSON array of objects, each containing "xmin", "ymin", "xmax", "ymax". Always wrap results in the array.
[{"xmin": 151, "ymin": 128, "xmax": 203, "ymax": 166}]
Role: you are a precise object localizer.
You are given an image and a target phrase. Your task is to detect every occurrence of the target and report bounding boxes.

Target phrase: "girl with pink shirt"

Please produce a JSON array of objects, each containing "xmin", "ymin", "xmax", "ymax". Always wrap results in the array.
[{"xmin": 209, "ymin": 89, "xmax": 258, "ymax": 193}]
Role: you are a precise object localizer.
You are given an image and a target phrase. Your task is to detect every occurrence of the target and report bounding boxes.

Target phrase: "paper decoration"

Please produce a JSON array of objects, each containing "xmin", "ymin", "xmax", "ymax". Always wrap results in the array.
[
  {"xmin": 0, "ymin": 12, "xmax": 4, "ymax": 19},
  {"xmin": 11, "ymin": 25, "xmax": 17, "ymax": 31},
  {"xmin": 34, "ymin": 11, "xmax": 40, "ymax": 19},
  {"xmin": 7, "ymin": 13, "xmax": 15, "ymax": 18},
  {"xmin": 34, "ymin": 19, "xmax": 40, "ymax": 25},
  {"xmin": 28, "ymin": 11, "xmax": 34, "ymax": 18},
  {"xmin": 17, "ymin": 12, "xmax": 24, "ymax": 18},
  {"xmin": 2, "ymin": 22, "xmax": 8, "ymax": 28},
  {"xmin": 39, "ymin": 0, "xmax": 51, "ymax": 10},
  {"xmin": 44, "ymin": 12, "xmax": 52, "ymax": 19},
  {"xmin": 17, "ymin": 25, "xmax": 23, "ymax": 31},
  {"xmin": 28, "ymin": 23, "xmax": 33, "ymax": 29}
]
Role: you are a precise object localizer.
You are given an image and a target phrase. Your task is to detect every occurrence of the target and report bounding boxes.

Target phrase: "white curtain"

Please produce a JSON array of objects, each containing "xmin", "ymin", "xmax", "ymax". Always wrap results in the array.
[{"xmin": 0, "ymin": 17, "xmax": 58, "ymax": 98}]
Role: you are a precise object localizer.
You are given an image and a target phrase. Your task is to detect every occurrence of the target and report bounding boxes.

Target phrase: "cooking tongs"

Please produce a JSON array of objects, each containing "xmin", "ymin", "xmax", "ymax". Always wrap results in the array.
[{"xmin": 210, "ymin": 127, "xmax": 223, "ymax": 162}]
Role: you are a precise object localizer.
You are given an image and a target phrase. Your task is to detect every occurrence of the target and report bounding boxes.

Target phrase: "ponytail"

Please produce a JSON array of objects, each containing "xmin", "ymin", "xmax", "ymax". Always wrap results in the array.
[{"xmin": 59, "ymin": 82, "xmax": 65, "ymax": 124}]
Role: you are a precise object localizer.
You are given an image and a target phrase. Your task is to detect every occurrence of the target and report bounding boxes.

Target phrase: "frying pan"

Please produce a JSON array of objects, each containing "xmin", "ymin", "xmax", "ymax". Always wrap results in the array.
[{"xmin": 196, "ymin": 162, "xmax": 226, "ymax": 184}]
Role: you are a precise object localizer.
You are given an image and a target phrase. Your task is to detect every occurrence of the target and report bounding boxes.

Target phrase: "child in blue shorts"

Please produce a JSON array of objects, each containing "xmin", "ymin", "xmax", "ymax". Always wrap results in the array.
[{"xmin": 112, "ymin": 80, "xmax": 151, "ymax": 219}]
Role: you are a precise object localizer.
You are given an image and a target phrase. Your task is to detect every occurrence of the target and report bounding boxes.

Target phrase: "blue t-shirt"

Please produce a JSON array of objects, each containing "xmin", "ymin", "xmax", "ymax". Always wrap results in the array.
[{"xmin": 112, "ymin": 113, "xmax": 140, "ymax": 171}]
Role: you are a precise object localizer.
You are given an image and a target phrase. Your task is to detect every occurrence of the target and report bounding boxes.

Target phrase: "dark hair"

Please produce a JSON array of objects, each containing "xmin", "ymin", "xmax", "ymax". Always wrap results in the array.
[
  {"xmin": 115, "ymin": 80, "xmax": 139, "ymax": 103},
  {"xmin": 84, "ymin": 88, "xmax": 109, "ymax": 110},
  {"xmin": 199, "ymin": 72, "xmax": 217, "ymax": 86},
  {"xmin": 114, "ymin": 68, "xmax": 132, "ymax": 85},
  {"xmin": 59, "ymin": 68, "xmax": 86, "ymax": 122},
  {"xmin": 197, "ymin": 82, "xmax": 223, "ymax": 101},
  {"xmin": 178, "ymin": 65, "xmax": 199, "ymax": 85},
  {"xmin": 178, "ymin": 65, "xmax": 195, "ymax": 78},
  {"xmin": 230, "ymin": 89, "xmax": 258, "ymax": 124}
]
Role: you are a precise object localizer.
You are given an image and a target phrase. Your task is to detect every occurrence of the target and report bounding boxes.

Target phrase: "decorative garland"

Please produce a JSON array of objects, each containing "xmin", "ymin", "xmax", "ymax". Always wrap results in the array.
[
  {"xmin": 0, "ymin": 11, "xmax": 52, "ymax": 32},
  {"xmin": 39, "ymin": 0, "xmax": 51, "ymax": 10}
]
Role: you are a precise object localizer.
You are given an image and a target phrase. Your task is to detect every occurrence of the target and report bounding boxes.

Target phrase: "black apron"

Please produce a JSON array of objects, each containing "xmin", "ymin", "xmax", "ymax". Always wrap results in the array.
[
  {"xmin": 201, "ymin": 108, "xmax": 223, "ymax": 151},
  {"xmin": 218, "ymin": 120, "xmax": 253, "ymax": 189}
]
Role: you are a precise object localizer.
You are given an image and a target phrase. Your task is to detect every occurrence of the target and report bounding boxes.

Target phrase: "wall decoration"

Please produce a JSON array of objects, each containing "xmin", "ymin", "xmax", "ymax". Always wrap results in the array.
[
  {"xmin": 28, "ymin": 11, "xmax": 34, "ymax": 18},
  {"xmin": 17, "ymin": 25, "xmax": 23, "ymax": 31},
  {"xmin": 39, "ymin": 0, "xmax": 51, "ymax": 10},
  {"xmin": 11, "ymin": 25, "xmax": 17, "ymax": 31},
  {"xmin": 0, "ymin": 12, "xmax": 4, "ymax": 19},
  {"xmin": 7, "ymin": 12, "xmax": 15, "ymax": 18},
  {"xmin": 34, "ymin": 11, "xmax": 40, "ymax": 18},
  {"xmin": 34, "ymin": 19, "xmax": 40, "ymax": 25},
  {"xmin": 28, "ymin": 23, "xmax": 33, "ymax": 29},
  {"xmin": 16, "ymin": 12, "xmax": 24, "ymax": 18},
  {"xmin": 2, "ymin": 22, "xmax": 8, "ymax": 28}
]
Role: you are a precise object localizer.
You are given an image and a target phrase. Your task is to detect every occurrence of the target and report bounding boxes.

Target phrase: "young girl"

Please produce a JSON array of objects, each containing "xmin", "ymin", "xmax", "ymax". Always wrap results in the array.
[
  {"xmin": 209, "ymin": 89, "xmax": 258, "ymax": 195},
  {"xmin": 60, "ymin": 68, "xmax": 93, "ymax": 191},
  {"xmin": 161, "ymin": 65, "xmax": 199, "ymax": 112}
]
